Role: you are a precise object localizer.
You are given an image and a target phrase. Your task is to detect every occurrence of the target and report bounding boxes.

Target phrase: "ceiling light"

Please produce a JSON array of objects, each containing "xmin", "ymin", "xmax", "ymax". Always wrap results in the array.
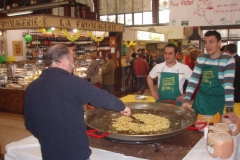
[
  {"xmin": 73, "ymin": 29, "xmax": 78, "ymax": 33},
  {"xmin": 51, "ymin": 27, "xmax": 55, "ymax": 31},
  {"xmin": 7, "ymin": 10, "xmax": 33, "ymax": 16}
]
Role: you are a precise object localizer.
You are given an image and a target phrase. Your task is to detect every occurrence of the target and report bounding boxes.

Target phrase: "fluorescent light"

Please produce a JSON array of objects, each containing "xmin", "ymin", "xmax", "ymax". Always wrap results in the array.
[{"xmin": 7, "ymin": 10, "xmax": 33, "ymax": 16}]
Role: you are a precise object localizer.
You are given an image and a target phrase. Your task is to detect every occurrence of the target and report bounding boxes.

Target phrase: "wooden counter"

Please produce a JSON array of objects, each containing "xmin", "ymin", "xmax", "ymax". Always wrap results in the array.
[
  {"xmin": 0, "ymin": 88, "xmax": 25, "ymax": 114},
  {"xmin": 89, "ymin": 129, "xmax": 203, "ymax": 160}
]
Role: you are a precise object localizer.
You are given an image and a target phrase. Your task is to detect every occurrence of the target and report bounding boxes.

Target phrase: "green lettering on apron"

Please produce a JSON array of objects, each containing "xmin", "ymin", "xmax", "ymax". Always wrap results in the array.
[
  {"xmin": 157, "ymin": 72, "xmax": 182, "ymax": 106},
  {"xmin": 192, "ymin": 59, "xmax": 225, "ymax": 115}
]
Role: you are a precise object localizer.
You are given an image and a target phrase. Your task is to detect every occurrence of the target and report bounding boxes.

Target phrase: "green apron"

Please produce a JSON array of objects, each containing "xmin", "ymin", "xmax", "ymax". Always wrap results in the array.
[
  {"xmin": 192, "ymin": 59, "xmax": 225, "ymax": 115},
  {"xmin": 157, "ymin": 71, "xmax": 182, "ymax": 106}
]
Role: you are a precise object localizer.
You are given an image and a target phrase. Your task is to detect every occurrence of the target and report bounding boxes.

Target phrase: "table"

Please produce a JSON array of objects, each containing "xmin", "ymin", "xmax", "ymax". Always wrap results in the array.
[
  {"xmin": 4, "ymin": 130, "xmax": 203, "ymax": 160},
  {"xmin": 5, "ymin": 94, "xmax": 204, "ymax": 160},
  {"xmin": 183, "ymin": 134, "xmax": 240, "ymax": 160},
  {"xmin": 120, "ymin": 94, "xmax": 155, "ymax": 102},
  {"xmin": 89, "ymin": 130, "xmax": 203, "ymax": 160}
]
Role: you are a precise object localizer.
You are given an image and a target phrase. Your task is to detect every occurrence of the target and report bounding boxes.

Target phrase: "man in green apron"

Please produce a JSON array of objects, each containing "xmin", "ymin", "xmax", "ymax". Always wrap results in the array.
[
  {"xmin": 182, "ymin": 30, "xmax": 238, "ymax": 123},
  {"xmin": 193, "ymin": 60, "xmax": 225, "ymax": 115},
  {"xmin": 147, "ymin": 44, "xmax": 192, "ymax": 106}
]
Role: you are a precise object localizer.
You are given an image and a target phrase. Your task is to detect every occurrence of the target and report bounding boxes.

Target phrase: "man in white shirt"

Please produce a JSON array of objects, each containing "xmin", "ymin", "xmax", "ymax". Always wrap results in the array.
[{"xmin": 147, "ymin": 44, "xmax": 192, "ymax": 106}]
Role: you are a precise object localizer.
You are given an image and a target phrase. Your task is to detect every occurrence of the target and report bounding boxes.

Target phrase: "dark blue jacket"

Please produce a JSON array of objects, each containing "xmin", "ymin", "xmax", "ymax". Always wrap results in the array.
[{"xmin": 24, "ymin": 67, "xmax": 125, "ymax": 160}]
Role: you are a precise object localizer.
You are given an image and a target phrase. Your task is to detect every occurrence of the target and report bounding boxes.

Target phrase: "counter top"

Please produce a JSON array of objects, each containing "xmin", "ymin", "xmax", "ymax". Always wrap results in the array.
[{"xmin": 120, "ymin": 94, "xmax": 155, "ymax": 102}]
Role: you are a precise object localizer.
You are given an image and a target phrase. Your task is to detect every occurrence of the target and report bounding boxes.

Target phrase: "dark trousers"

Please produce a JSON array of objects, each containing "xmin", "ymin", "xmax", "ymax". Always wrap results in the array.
[
  {"xmin": 136, "ymin": 77, "xmax": 147, "ymax": 95},
  {"xmin": 103, "ymin": 84, "xmax": 115, "ymax": 95}
]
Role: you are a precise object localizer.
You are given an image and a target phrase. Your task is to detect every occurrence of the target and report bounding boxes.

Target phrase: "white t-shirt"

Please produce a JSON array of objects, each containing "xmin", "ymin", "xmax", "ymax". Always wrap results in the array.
[{"xmin": 149, "ymin": 61, "xmax": 192, "ymax": 94}]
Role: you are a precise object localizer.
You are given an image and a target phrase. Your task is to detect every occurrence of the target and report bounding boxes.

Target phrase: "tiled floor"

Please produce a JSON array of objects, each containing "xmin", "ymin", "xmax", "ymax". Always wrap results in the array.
[
  {"xmin": 0, "ymin": 112, "xmax": 32, "ymax": 156},
  {"xmin": 0, "ymin": 88, "xmax": 154, "ymax": 159}
]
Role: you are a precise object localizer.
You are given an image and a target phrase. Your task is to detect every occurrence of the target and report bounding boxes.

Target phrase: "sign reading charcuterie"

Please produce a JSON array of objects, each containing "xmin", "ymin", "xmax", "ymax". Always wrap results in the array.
[
  {"xmin": 169, "ymin": 0, "xmax": 240, "ymax": 26},
  {"xmin": 0, "ymin": 14, "xmax": 124, "ymax": 32}
]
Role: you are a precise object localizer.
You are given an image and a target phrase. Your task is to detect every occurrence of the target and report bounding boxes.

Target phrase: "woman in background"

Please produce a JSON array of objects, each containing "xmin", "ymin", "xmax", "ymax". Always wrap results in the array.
[
  {"xmin": 188, "ymin": 49, "xmax": 202, "ymax": 70},
  {"xmin": 86, "ymin": 53, "xmax": 101, "ymax": 88},
  {"xmin": 102, "ymin": 53, "xmax": 116, "ymax": 95}
]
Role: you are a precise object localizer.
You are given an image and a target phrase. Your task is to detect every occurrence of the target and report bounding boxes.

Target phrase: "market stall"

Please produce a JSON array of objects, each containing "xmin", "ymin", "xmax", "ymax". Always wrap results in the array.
[{"xmin": 0, "ymin": 14, "xmax": 125, "ymax": 114}]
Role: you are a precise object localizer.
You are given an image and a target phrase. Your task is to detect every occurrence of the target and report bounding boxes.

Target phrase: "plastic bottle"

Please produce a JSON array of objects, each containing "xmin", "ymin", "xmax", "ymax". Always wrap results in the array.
[
  {"xmin": 207, "ymin": 132, "xmax": 233, "ymax": 159},
  {"xmin": 222, "ymin": 115, "xmax": 240, "ymax": 136},
  {"xmin": 212, "ymin": 123, "xmax": 232, "ymax": 135}
]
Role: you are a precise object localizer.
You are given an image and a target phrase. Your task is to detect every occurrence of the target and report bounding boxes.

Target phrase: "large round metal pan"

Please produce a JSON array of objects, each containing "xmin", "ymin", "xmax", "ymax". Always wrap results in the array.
[{"xmin": 84, "ymin": 102, "xmax": 196, "ymax": 142}]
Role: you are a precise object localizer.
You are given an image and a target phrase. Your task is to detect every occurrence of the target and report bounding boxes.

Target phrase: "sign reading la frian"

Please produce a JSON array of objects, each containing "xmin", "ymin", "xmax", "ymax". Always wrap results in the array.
[{"xmin": 0, "ymin": 14, "xmax": 124, "ymax": 32}]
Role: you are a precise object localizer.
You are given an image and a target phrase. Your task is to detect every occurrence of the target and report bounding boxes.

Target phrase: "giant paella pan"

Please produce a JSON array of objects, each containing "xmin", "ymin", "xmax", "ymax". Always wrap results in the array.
[{"xmin": 85, "ymin": 102, "xmax": 196, "ymax": 143}]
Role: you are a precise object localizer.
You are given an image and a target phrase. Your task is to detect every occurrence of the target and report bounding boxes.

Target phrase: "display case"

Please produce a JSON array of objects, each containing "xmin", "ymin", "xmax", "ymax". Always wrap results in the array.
[
  {"xmin": 0, "ymin": 58, "xmax": 93, "ymax": 115},
  {"xmin": 0, "ymin": 60, "xmax": 43, "ymax": 89}
]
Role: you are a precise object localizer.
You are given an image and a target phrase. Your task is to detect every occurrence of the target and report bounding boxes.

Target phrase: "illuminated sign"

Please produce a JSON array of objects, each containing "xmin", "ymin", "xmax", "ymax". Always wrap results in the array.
[{"xmin": 136, "ymin": 31, "xmax": 165, "ymax": 41}]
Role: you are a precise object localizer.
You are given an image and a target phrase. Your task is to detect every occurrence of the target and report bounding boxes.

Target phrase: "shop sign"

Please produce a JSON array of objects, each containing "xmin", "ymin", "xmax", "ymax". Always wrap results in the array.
[
  {"xmin": 136, "ymin": 31, "xmax": 165, "ymax": 41},
  {"xmin": 45, "ymin": 15, "xmax": 124, "ymax": 32},
  {"xmin": 0, "ymin": 15, "xmax": 124, "ymax": 32},
  {"xmin": 169, "ymin": 0, "xmax": 240, "ymax": 26},
  {"xmin": 0, "ymin": 15, "xmax": 44, "ymax": 29}
]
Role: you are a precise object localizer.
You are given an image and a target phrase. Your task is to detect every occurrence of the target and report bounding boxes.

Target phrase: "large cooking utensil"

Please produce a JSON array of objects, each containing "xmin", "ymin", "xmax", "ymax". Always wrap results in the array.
[
  {"xmin": 85, "ymin": 102, "xmax": 196, "ymax": 142},
  {"xmin": 129, "ymin": 115, "xmax": 144, "ymax": 124}
]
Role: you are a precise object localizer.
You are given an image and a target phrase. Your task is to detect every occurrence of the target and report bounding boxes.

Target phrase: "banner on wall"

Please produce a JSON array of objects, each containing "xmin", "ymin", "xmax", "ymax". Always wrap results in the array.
[
  {"xmin": 169, "ymin": 0, "xmax": 240, "ymax": 26},
  {"xmin": 12, "ymin": 41, "xmax": 23, "ymax": 56}
]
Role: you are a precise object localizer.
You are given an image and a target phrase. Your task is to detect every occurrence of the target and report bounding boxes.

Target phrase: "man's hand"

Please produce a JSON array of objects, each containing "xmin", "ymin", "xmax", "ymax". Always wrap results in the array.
[
  {"xmin": 181, "ymin": 102, "xmax": 194, "ymax": 111},
  {"xmin": 151, "ymin": 91, "xmax": 159, "ymax": 100},
  {"xmin": 147, "ymin": 75, "xmax": 159, "ymax": 100},
  {"xmin": 176, "ymin": 94, "xmax": 185, "ymax": 103},
  {"xmin": 120, "ymin": 106, "xmax": 131, "ymax": 116},
  {"xmin": 223, "ymin": 112, "xmax": 239, "ymax": 123}
]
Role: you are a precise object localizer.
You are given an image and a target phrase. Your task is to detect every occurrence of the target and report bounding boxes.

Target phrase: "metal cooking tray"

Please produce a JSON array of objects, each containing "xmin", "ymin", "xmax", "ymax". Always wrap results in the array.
[{"xmin": 85, "ymin": 102, "xmax": 196, "ymax": 142}]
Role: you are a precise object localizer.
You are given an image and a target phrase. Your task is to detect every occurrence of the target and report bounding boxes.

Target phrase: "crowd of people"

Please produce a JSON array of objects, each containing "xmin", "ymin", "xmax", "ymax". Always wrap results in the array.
[{"xmin": 23, "ymin": 30, "xmax": 240, "ymax": 159}]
